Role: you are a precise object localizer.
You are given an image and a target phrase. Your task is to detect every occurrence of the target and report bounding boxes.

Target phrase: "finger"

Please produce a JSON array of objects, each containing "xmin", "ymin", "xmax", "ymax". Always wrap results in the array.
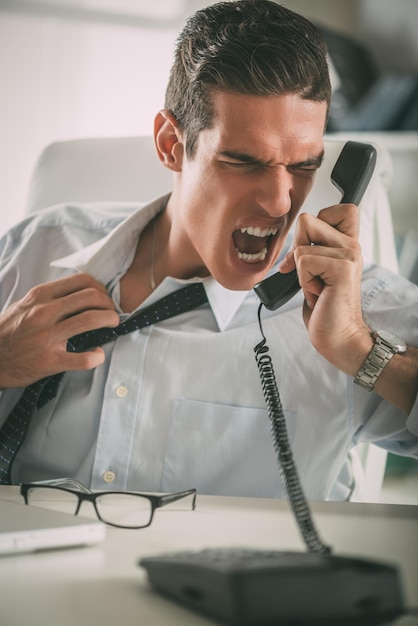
[
  {"xmin": 22, "ymin": 289, "xmax": 118, "ymax": 336},
  {"xmin": 317, "ymin": 202, "xmax": 359, "ymax": 238},
  {"xmin": 277, "ymin": 247, "xmax": 296, "ymax": 272},
  {"xmin": 57, "ymin": 309, "xmax": 121, "ymax": 340},
  {"xmin": 26, "ymin": 273, "xmax": 109, "ymax": 303},
  {"xmin": 280, "ymin": 237, "xmax": 361, "ymax": 274},
  {"xmin": 295, "ymin": 241, "xmax": 362, "ymax": 264},
  {"xmin": 55, "ymin": 287, "xmax": 117, "ymax": 321},
  {"xmin": 303, "ymin": 292, "xmax": 318, "ymax": 312},
  {"xmin": 294, "ymin": 204, "xmax": 359, "ymax": 248},
  {"xmin": 27, "ymin": 346, "xmax": 109, "ymax": 378},
  {"xmin": 296, "ymin": 250, "xmax": 361, "ymax": 296},
  {"xmin": 59, "ymin": 346, "xmax": 107, "ymax": 372},
  {"xmin": 52, "ymin": 273, "xmax": 110, "ymax": 297}
]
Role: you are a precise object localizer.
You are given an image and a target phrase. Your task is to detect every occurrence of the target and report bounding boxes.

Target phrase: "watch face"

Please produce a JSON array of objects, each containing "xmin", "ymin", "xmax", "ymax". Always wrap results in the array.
[{"xmin": 376, "ymin": 330, "xmax": 407, "ymax": 352}]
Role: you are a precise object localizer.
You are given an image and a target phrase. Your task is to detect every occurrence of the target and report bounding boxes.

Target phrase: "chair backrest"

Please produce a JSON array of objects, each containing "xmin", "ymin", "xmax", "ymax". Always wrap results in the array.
[
  {"xmin": 25, "ymin": 135, "xmax": 172, "ymax": 211},
  {"xmin": 25, "ymin": 134, "xmax": 397, "ymax": 502}
]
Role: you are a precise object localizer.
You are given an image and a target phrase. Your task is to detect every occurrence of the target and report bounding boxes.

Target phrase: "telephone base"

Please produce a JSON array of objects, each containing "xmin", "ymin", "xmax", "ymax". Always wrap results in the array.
[{"xmin": 140, "ymin": 547, "xmax": 404, "ymax": 626}]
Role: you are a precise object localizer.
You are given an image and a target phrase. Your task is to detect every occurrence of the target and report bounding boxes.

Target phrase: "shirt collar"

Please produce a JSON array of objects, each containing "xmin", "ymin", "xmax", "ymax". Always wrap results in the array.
[
  {"xmin": 51, "ymin": 195, "xmax": 249, "ymax": 331},
  {"xmin": 52, "ymin": 196, "xmax": 168, "ymax": 284}
]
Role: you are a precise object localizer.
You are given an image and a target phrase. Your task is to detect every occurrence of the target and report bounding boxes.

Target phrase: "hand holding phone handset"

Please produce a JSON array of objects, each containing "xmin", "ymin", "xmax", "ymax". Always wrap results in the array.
[
  {"xmin": 254, "ymin": 140, "xmax": 377, "ymax": 310},
  {"xmin": 253, "ymin": 141, "xmax": 378, "ymax": 552}
]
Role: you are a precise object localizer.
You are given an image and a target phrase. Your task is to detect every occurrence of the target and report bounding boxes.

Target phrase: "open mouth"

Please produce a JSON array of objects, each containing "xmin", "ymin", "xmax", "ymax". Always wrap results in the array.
[{"xmin": 232, "ymin": 226, "xmax": 278, "ymax": 263}]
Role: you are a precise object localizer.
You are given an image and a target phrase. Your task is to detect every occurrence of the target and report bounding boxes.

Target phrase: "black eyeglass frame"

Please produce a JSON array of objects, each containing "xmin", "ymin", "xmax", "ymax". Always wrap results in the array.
[{"xmin": 20, "ymin": 482, "xmax": 197, "ymax": 529}]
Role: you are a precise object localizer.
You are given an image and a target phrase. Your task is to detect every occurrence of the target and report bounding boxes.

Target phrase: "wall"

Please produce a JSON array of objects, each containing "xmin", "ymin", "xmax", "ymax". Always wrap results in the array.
[
  {"xmin": 0, "ymin": 9, "xmax": 176, "ymax": 234},
  {"xmin": 284, "ymin": 0, "xmax": 418, "ymax": 72},
  {"xmin": 0, "ymin": 0, "xmax": 417, "ymax": 235}
]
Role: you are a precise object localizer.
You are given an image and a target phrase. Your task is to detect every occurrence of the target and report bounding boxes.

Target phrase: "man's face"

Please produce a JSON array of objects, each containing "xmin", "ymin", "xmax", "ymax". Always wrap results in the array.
[{"xmin": 170, "ymin": 90, "xmax": 327, "ymax": 291}]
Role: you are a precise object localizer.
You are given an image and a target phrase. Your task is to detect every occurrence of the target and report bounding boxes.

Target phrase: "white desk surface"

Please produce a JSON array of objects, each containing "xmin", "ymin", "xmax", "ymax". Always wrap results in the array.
[{"xmin": 0, "ymin": 486, "xmax": 417, "ymax": 626}]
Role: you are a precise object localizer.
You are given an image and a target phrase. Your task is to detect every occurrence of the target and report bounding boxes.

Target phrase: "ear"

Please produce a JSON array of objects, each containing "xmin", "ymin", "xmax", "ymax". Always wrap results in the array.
[{"xmin": 154, "ymin": 109, "xmax": 184, "ymax": 172}]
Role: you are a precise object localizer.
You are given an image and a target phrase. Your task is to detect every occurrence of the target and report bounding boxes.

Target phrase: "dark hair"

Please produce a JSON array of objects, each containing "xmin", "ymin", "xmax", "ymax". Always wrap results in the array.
[{"xmin": 165, "ymin": 0, "xmax": 331, "ymax": 157}]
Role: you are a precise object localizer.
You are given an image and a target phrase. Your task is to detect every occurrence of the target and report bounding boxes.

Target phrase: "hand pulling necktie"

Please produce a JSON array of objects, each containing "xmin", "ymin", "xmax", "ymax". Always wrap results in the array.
[{"xmin": 0, "ymin": 283, "xmax": 208, "ymax": 485}]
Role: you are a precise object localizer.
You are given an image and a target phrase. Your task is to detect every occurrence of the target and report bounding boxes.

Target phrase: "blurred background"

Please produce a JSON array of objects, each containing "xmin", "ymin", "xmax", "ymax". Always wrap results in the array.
[{"xmin": 0, "ymin": 0, "xmax": 417, "ymax": 502}]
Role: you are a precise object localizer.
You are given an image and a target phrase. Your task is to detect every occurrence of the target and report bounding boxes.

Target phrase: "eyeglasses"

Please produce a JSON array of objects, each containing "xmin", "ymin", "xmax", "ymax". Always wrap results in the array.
[{"xmin": 20, "ymin": 478, "xmax": 197, "ymax": 529}]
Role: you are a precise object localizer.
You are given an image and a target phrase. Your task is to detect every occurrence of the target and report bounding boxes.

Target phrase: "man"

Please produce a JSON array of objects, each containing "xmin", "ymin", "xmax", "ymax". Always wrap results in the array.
[{"xmin": 0, "ymin": 0, "xmax": 417, "ymax": 499}]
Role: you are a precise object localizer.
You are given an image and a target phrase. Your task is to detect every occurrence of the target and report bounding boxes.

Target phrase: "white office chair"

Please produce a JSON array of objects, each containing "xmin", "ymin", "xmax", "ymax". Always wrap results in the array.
[{"xmin": 24, "ymin": 135, "xmax": 398, "ymax": 502}]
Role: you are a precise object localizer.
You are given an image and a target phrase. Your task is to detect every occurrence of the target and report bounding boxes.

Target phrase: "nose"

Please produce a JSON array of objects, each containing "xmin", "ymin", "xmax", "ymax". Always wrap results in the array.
[{"xmin": 256, "ymin": 165, "xmax": 293, "ymax": 217}]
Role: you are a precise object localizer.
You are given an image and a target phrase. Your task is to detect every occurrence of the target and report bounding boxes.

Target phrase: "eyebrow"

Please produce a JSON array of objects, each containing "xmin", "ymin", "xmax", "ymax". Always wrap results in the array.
[{"xmin": 218, "ymin": 149, "xmax": 325, "ymax": 169}]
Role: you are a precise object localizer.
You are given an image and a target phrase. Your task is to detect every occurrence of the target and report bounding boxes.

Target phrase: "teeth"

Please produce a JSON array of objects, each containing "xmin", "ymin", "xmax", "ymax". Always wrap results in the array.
[
  {"xmin": 236, "ymin": 247, "xmax": 268, "ymax": 263},
  {"xmin": 235, "ymin": 226, "xmax": 277, "ymax": 263},
  {"xmin": 240, "ymin": 226, "xmax": 278, "ymax": 237}
]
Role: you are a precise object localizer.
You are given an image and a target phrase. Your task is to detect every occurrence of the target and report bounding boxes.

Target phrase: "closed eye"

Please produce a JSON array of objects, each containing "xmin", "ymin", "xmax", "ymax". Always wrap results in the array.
[
  {"xmin": 288, "ymin": 156, "xmax": 324, "ymax": 174},
  {"xmin": 218, "ymin": 150, "xmax": 263, "ymax": 170},
  {"xmin": 221, "ymin": 160, "xmax": 259, "ymax": 168},
  {"xmin": 288, "ymin": 165, "xmax": 320, "ymax": 179},
  {"xmin": 217, "ymin": 151, "xmax": 324, "ymax": 174}
]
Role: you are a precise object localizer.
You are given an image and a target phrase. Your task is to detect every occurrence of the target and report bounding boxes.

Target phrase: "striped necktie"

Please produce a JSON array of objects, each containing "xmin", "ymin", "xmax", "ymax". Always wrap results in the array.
[{"xmin": 0, "ymin": 283, "xmax": 208, "ymax": 485}]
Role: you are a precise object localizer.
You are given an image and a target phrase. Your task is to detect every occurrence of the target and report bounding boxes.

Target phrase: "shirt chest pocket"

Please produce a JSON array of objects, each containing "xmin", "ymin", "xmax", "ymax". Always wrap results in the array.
[{"xmin": 160, "ymin": 398, "xmax": 297, "ymax": 498}]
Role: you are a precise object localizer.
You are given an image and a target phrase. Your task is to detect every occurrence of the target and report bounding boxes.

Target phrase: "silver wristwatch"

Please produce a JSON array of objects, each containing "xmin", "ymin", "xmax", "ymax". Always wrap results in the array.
[{"xmin": 354, "ymin": 330, "xmax": 407, "ymax": 392}]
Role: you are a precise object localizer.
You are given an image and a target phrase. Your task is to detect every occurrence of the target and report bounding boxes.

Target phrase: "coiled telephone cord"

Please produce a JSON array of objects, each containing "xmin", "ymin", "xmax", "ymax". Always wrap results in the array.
[{"xmin": 254, "ymin": 303, "xmax": 331, "ymax": 555}]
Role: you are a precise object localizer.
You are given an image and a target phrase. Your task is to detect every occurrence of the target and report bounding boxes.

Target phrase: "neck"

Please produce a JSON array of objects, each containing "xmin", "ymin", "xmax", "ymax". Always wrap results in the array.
[
  {"xmin": 159, "ymin": 198, "xmax": 210, "ymax": 283},
  {"xmin": 121, "ymin": 204, "xmax": 210, "ymax": 312},
  {"xmin": 119, "ymin": 214, "xmax": 162, "ymax": 311}
]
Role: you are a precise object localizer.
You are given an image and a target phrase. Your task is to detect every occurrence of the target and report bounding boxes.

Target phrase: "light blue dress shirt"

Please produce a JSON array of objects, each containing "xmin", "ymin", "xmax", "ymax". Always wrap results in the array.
[{"xmin": 0, "ymin": 196, "xmax": 417, "ymax": 500}]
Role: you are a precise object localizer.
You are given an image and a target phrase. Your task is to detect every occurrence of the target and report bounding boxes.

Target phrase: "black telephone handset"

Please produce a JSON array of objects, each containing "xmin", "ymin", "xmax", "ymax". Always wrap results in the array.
[{"xmin": 253, "ymin": 141, "xmax": 377, "ymax": 310}]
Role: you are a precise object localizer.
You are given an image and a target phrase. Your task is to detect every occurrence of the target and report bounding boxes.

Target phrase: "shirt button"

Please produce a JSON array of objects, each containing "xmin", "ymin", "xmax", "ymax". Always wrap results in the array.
[
  {"xmin": 115, "ymin": 385, "xmax": 128, "ymax": 398},
  {"xmin": 103, "ymin": 471, "xmax": 116, "ymax": 484}
]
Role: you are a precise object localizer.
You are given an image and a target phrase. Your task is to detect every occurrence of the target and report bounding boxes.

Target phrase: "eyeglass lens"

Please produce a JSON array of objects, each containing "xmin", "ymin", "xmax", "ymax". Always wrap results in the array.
[
  {"xmin": 95, "ymin": 493, "xmax": 153, "ymax": 527},
  {"xmin": 26, "ymin": 487, "xmax": 80, "ymax": 515}
]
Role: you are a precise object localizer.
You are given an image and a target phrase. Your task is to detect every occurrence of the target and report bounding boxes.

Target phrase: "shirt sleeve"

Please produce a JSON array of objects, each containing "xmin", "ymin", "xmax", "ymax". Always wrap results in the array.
[
  {"xmin": 355, "ymin": 264, "xmax": 418, "ymax": 447},
  {"xmin": 406, "ymin": 396, "xmax": 418, "ymax": 436}
]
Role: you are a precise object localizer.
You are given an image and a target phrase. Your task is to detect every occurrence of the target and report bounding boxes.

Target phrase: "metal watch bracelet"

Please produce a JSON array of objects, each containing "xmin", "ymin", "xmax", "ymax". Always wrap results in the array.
[{"xmin": 354, "ymin": 330, "xmax": 407, "ymax": 392}]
